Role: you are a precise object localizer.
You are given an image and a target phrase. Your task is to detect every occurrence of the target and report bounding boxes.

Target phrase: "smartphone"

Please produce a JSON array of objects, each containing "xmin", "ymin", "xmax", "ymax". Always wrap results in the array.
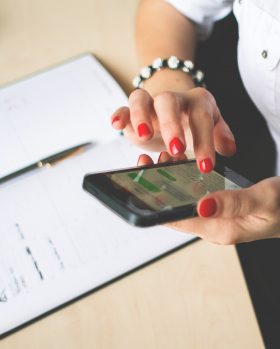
[{"xmin": 83, "ymin": 159, "xmax": 252, "ymax": 227}]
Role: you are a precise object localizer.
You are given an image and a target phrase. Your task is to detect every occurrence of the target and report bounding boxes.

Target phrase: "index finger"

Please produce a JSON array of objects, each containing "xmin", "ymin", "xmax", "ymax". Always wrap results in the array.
[{"xmin": 187, "ymin": 89, "xmax": 218, "ymax": 173}]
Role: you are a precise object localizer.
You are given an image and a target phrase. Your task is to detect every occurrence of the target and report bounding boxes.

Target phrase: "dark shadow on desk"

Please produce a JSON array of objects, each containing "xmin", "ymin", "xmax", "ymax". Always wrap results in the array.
[{"xmin": 196, "ymin": 13, "xmax": 280, "ymax": 349}]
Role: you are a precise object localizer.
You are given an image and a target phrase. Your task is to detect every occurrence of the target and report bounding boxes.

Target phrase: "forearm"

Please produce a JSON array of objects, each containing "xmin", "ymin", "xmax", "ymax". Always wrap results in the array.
[{"xmin": 135, "ymin": 0, "xmax": 198, "ymax": 94}]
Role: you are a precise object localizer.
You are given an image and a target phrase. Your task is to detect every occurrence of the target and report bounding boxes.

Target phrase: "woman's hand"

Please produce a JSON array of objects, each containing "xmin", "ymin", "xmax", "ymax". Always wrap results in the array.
[
  {"xmin": 138, "ymin": 153, "xmax": 280, "ymax": 244},
  {"xmin": 111, "ymin": 87, "xmax": 236, "ymax": 173}
]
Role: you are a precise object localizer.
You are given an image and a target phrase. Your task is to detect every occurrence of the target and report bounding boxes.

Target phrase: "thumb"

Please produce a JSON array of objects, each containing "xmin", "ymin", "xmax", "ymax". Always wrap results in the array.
[{"xmin": 197, "ymin": 187, "xmax": 258, "ymax": 219}]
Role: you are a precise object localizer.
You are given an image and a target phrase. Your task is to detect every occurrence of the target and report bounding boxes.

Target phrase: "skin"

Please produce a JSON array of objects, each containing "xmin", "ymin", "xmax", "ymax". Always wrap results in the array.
[
  {"xmin": 137, "ymin": 153, "xmax": 280, "ymax": 244},
  {"xmin": 111, "ymin": 0, "xmax": 280, "ymax": 244}
]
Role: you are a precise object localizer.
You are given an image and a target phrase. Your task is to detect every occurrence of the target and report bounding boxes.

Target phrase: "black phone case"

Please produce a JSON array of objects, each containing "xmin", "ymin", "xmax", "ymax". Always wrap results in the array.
[
  {"xmin": 83, "ymin": 176, "xmax": 197, "ymax": 226},
  {"xmin": 83, "ymin": 160, "xmax": 253, "ymax": 227}
]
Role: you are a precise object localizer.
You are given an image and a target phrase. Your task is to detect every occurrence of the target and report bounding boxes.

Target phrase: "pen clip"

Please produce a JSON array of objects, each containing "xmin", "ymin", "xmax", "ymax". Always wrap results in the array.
[
  {"xmin": 46, "ymin": 143, "xmax": 93, "ymax": 167},
  {"xmin": 0, "ymin": 141, "xmax": 93, "ymax": 185},
  {"xmin": 37, "ymin": 161, "xmax": 52, "ymax": 169}
]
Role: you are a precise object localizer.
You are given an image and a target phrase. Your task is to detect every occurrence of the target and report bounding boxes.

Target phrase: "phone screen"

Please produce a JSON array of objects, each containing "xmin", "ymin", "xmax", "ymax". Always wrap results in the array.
[{"xmin": 107, "ymin": 162, "xmax": 241, "ymax": 211}]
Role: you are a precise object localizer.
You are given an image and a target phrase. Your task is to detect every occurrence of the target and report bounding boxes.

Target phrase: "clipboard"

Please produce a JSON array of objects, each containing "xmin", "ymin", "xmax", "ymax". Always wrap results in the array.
[{"xmin": 0, "ymin": 54, "xmax": 197, "ymax": 338}]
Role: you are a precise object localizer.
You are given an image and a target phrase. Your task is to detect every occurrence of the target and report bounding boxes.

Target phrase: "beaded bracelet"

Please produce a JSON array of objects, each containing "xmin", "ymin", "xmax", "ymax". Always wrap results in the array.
[{"xmin": 132, "ymin": 56, "xmax": 206, "ymax": 89}]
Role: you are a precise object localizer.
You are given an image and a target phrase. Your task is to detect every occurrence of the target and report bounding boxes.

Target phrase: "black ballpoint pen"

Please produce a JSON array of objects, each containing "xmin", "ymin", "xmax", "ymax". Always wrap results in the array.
[{"xmin": 0, "ymin": 142, "xmax": 92, "ymax": 185}]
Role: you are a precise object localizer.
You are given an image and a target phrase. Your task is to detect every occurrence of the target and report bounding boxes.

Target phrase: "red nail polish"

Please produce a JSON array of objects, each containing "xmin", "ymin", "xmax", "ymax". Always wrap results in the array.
[
  {"xmin": 199, "ymin": 158, "xmax": 213, "ymax": 173},
  {"xmin": 199, "ymin": 198, "xmax": 217, "ymax": 218},
  {"xmin": 112, "ymin": 115, "xmax": 120, "ymax": 124},
  {"xmin": 138, "ymin": 123, "xmax": 151, "ymax": 137},
  {"xmin": 169, "ymin": 137, "xmax": 185, "ymax": 156}
]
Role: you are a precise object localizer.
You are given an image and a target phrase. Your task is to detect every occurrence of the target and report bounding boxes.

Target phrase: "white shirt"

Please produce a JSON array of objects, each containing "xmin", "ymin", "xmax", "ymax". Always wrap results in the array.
[{"xmin": 166, "ymin": 0, "xmax": 280, "ymax": 175}]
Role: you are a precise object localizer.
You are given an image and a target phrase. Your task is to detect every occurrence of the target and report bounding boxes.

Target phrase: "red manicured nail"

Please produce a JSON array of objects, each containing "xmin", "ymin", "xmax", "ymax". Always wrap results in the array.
[
  {"xmin": 199, "ymin": 198, "xmax": 217, "ymax": 218},
  {"xmin": 112, "ymin": 115, "xmax": 120, "ymax": 124},
  {"xmin": 138, "ymin": 123, "xmax": 151, "ymax": 137},
  {"xmin": 169, "ymin": 137, "xmax": 185, "ymax": 156},
  {"xmin": 199, "ymin": 158, "xmax": 213, "ymax": 173}
]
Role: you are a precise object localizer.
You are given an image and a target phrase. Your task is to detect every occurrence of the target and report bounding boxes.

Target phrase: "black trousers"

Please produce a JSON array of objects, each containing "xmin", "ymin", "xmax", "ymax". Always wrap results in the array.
[{"xmin": 196, "ymin": 13, "xmax": 279, "ymax": 349}]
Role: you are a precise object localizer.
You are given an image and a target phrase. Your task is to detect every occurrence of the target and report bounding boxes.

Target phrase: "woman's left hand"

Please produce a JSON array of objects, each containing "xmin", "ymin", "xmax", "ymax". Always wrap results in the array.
[{"xmin": 138, "ymin": 153, "xmax": 280, "ymax": 244}]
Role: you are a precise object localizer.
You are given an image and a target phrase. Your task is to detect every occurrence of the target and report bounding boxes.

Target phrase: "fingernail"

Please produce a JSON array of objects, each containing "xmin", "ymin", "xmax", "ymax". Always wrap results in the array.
[
  {"xmin": 158, "ymin": 153, "xmax": 163, "ymax": 162},
  {"xmin": 157, "ymin": 152, "xmax": 167, "ymax": 162},
  {"xmin": 199, "ymin": 158, "xmax": 213, "ymax": 173},
  {"xmin": 226, "ymin": 129, "xmax": 235, "ymax": 142},
  {"xmin": 138, "ymin": 123, "xmax": 151, "ymax": 137},
  {"xmin": 231, "ymin": 141, "xmax": 237, "ymax": 153},
  {"xmin": 199, "ymin": 198, "xmax": 217, "ymax": 218},
  {"xmin": 137, "ymin": 155, "xmax": 142, "ymax": 166},
  {"xmin": 169, "ymin": 137, "xmax": 185, "ymax": 156},
  {"xmin": 112, "ymin": 115, "xmax": 120, "ymax": 124}
]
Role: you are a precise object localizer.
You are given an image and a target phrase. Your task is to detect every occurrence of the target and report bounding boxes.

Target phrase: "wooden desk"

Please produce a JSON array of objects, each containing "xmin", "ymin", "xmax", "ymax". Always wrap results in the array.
[{"xmin": 0, "ymin": 1, "xmax": 264, "ymax": 348}]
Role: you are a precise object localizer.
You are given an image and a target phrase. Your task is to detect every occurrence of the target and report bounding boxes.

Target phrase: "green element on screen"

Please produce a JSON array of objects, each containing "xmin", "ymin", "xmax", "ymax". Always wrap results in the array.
[
  {"xmin": 128, "ymin": 172, "xmax": 161, "ymax": 192},
  {"xmin": 157, "ymin": 169, "xmax": 176, "ymax": 182}
]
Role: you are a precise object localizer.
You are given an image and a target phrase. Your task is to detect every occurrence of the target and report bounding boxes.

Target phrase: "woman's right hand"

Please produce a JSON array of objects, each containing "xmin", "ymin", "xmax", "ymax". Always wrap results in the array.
[
  {"xmin": 111, "ymin": 86, "xmax": 236, "ymax": 173},
  {"xmin": 137, "ymin": 152, "xmax": 280, "ymax": 245}
]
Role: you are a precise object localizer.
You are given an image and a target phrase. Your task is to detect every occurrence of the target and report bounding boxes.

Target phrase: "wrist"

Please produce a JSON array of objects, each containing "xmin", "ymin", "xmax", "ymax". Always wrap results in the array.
[
  {"xmin": 132, "ymin": 56, "xmax": 205, "ymax": 96},
  {"xmin": 140, "ymin": 68, "xmax": 195, "ymax": 96}
]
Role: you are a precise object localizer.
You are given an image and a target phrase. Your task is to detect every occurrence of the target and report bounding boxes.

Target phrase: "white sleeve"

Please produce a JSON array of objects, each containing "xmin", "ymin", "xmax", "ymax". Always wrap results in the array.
[{"xmin": 165, "ymin": 0, "xmax": 234, "ymax": 39}]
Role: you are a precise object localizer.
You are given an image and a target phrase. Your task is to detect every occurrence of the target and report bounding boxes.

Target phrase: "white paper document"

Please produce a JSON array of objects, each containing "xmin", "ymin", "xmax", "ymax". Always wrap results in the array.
[
  {"xmin": 0, "ymin": 53, "xmax": 127, "ymax": 178},
  {"xmin": 0, "ymin": 55, "xmax": 196, "ymax": 337}
]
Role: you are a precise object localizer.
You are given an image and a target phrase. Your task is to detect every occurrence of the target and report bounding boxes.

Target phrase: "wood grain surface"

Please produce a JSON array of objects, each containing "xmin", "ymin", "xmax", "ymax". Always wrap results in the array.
[{"xmin": 0, "ymin": 1, "xmax": 264, "ymax": 348}]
